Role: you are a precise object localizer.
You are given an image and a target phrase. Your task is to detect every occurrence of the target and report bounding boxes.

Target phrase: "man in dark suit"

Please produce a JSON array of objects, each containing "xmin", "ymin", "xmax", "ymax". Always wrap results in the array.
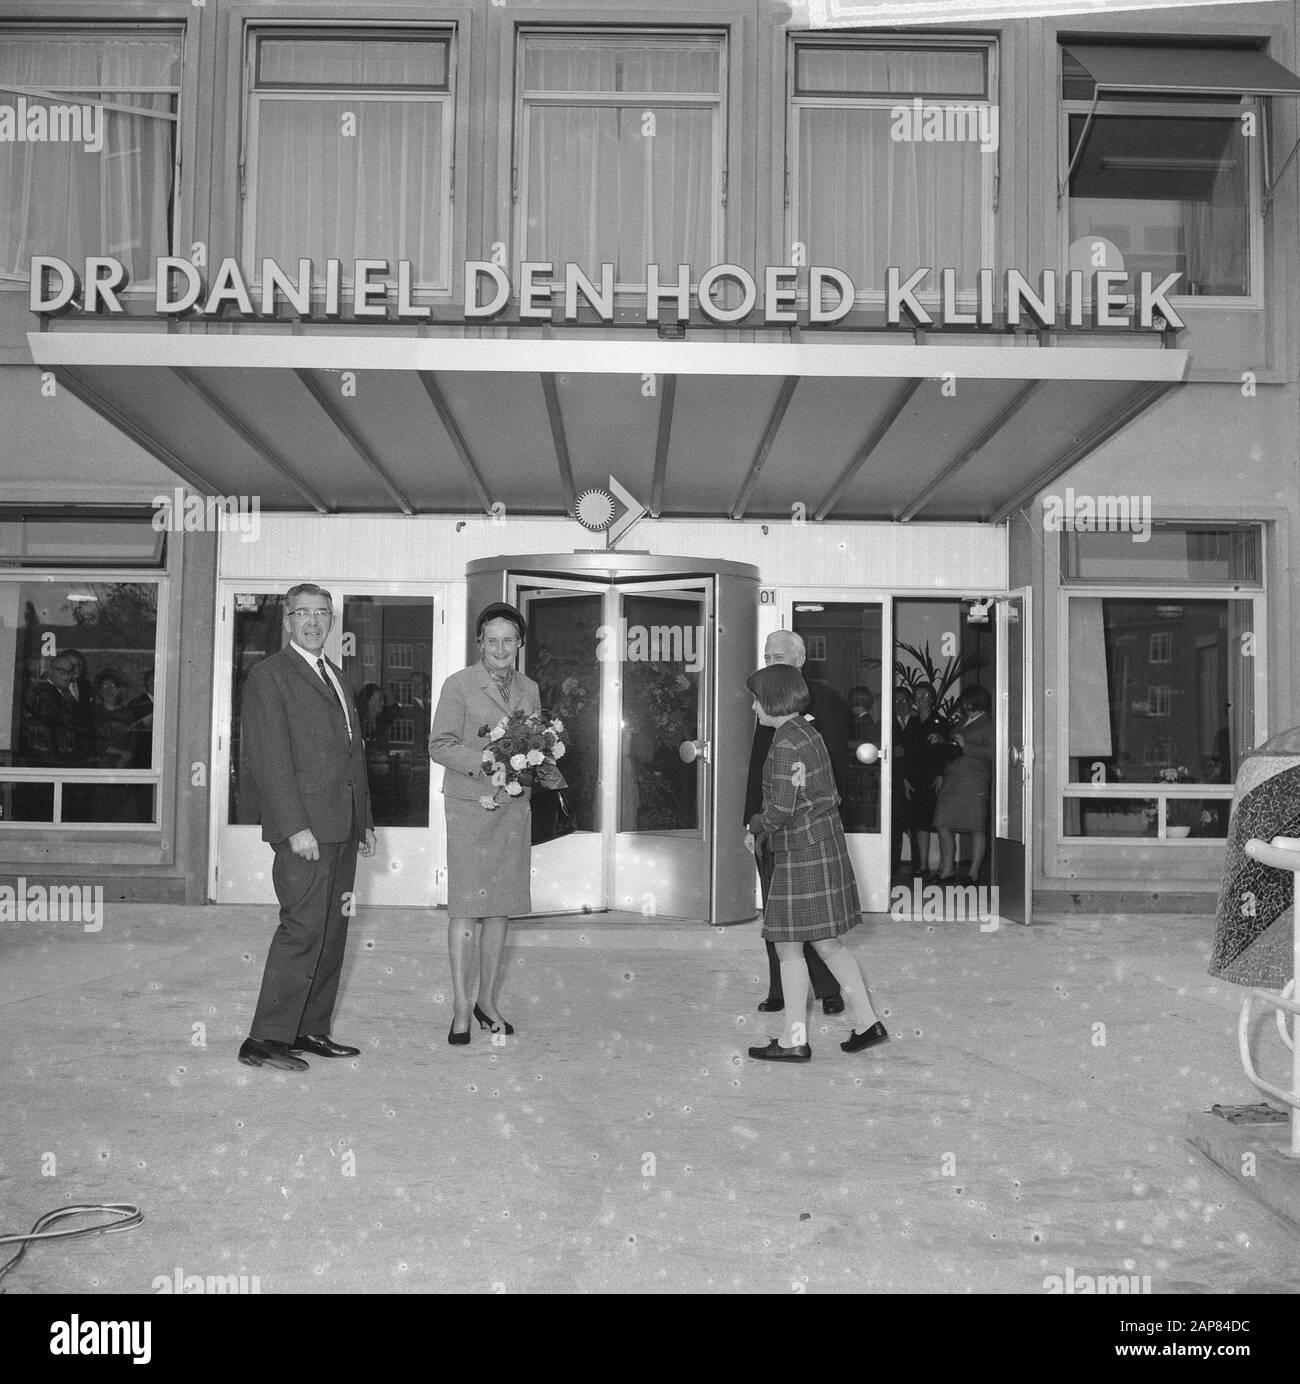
[
  {"xmin": 746, "ymin": 630, "xmax": 847, "ymax": 1015},
  {"xmin": 238, "ymin": 584, "xmax": 376, "ymax": 1072}
]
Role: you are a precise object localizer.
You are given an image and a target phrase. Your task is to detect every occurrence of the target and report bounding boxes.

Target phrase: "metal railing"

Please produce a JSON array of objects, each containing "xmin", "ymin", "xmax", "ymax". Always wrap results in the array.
[{"xmin": 1239, "ymin": 836, "xmax": 1300, "ymax": 1157}]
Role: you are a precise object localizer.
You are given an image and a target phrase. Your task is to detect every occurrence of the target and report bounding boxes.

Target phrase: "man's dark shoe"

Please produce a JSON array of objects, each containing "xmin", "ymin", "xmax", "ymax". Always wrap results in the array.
[
  {"xmin": 291, "ymin": 1034, "xmax": 360, "ymax": 1058},
  {"xmin": 822, "ymin": 995, "xmax": 845, "ymax": 1016},
  {"xmin": 757, "ymin": 994, "xmax": 783, "ymax": 1012},
  {"xmin": 238, "ymin": 1037, "xmax": 309, "ymax": 1071}
]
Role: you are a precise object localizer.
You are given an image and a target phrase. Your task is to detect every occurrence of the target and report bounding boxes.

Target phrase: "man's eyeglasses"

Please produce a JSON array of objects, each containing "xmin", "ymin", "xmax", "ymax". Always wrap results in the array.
[{"xmin": 287, "ymin": 608, "xmax": 331, "ymax": 620}]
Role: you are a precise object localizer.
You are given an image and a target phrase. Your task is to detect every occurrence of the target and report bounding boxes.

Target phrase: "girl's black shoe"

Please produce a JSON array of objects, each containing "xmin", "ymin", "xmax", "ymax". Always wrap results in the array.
[
  {"xmin": 841, "ymin": 1021, "xmax": 889, "ymax": 1053},
  {"xmin": 474, "ymin": 1002, "xmax": 514, "ymax": 1035},
  {"xmin": 447, "ymin": 1020, "xmax": 471, "ymax": 1046}
]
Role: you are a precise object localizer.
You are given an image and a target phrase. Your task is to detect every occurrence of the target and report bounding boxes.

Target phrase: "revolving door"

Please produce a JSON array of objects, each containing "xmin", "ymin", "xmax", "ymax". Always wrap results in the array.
[{"xmin": 466, "ymin": 553, "xmax": 759, "ymax": 924}]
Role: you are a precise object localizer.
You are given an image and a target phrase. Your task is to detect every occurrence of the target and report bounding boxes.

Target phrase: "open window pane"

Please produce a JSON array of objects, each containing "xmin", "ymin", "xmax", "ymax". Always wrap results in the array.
[{"xmin": 1068, "ymin": 113, "xmax": 1248, "ymax": 295}]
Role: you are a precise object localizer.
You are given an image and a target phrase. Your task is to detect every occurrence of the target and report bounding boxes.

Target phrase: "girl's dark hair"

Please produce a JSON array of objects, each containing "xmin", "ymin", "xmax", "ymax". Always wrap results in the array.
[
  {"xmin": 961, "ymin": 684, "xmax": 993, "ymax": 714},
  {"xmin": 747, "ymin": 664, "xmax": 809, "ymax": 718}
]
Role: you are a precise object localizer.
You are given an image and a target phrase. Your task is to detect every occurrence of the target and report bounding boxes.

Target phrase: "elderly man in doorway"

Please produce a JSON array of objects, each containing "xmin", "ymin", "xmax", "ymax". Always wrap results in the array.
[
  {"xmin": 745, "ymin": 629, "xmax": 852, "ymax": 1015},
  {"xmin": 237, "ymin": 583, "xmax": 377, "ymax": 1072}
]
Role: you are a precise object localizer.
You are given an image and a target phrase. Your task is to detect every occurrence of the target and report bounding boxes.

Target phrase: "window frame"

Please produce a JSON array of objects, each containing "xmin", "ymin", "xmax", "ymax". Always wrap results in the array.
[
  {"xmin": 0, "ymin": 21, "xmax": 184, "ymax": 291},
  {"xmin": 0, "ymin": 566, "xmax": 169, "ymax": 832},
  {"xmin": 786, "ymin": 31, "xmax": 998, "ymax": 311},
  {"xmin": 1058, "ymin": 47, "xmax": 1264, "ymax": 310},
  {"xmin": 240, "ymin": 22, "xmax": 458, "ymax": 298},
  {"xmin": 1056, "ymin": 534, "xmax": 1265, "ymax": 844},
  {"xmin": 514, "ymin": 26, "xmax": 729, "ymax": 295}
]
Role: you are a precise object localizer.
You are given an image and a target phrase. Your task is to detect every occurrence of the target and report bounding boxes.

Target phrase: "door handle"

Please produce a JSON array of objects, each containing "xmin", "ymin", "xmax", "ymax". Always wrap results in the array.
[
  {"xmin": 855, "ymin": 742, "xmax": 880, "ymax": 764},
  {"xmin": 1010, "ymin": 745, "xmax": 1025, "ymax": 767},
  {"xmin": 679, "ymin": 739, "xmax": 711, "ymax": 764}
]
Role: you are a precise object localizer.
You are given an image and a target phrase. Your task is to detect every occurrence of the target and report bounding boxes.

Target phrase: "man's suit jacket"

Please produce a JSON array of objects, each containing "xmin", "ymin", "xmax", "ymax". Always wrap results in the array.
[
  {"xmin": 429, "ymin": 662, "xmax": 541, "ymax": 801},
  {"xmin": 744, "ymin": 677, "xmax": 850, "ymax": 822},
  {"xmin": 241, "ymin": 646, "xmax": 374, "ymax": 845}
]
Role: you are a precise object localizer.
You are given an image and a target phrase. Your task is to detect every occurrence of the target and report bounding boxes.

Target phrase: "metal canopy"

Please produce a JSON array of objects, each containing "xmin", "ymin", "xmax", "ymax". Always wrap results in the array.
[
  {"xmin": 27, "ymin": 330, "xmax": 1188, "ymax": 525},
  {"xmin": 1062, "ymin": 43, "xmax": 1300, "ymax": 97}
]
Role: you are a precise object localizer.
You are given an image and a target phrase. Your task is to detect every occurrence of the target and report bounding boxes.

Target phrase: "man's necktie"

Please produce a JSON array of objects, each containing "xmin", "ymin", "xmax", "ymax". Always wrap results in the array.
[{"xmin": 317, "ymin": 657, "xmax": 352, "ymax": 740}]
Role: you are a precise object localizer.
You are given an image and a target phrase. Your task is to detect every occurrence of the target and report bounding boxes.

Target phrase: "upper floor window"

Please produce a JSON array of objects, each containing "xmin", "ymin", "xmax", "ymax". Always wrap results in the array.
[
  {"xmin": 0, "ymin": 26, "xmax": 182, "ymax": 286},
  {"xmin": 517, "ymin": 30, "xmax": 726, "ymax": 291},
  {"xmin": 1059, "ymin": 43, "xmax": 1298, "ymax": 302},
  {"xmin": 243, "ymin": 28, "xmax": 455, "ymax": 292},
  {"xmin": 789, "ymin": 37, "xmax": 996, "ymax": 304}
]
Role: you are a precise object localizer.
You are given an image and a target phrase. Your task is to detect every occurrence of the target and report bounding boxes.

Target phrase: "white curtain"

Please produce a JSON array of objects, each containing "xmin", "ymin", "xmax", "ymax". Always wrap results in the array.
[
  {"xmin": 252, "ymin": 42, "xmax": 445, "ymax": 277},
  {"xmin": 522, "ymin": 43, "xmax": 719, "ymax": 277},
  {"xmin": 1180, "ymin": 121, "xmax": 1248, "ymax": 295},
  {"xmin": 798, "ymin": 109, "xmax": 986, "ymax": 284},
  {"xmin": 0, "ymin": 34, "xmax": 178, "ymax": 279},
  {"xmin": 1069, "ymin": 598, "xmax": 1114, "ymax": 763}
]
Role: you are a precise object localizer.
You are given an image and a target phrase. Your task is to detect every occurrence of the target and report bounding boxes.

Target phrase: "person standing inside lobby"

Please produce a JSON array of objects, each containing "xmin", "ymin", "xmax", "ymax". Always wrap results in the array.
[
  {"xmin": 238, "ymin": 584, "xmax": 377, "ymax": 1072},
  {"xmin": 746, "ymin": 630, "xmax": 846, "ymax": 1016}
]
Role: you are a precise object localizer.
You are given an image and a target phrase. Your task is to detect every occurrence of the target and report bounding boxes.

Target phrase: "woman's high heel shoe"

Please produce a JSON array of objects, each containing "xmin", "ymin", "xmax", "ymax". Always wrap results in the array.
[
  {"xmin": 473, "ymin": 1002, "xmax": 513, "ymax": 1035},
  {"xmin": 447, "ymin": 1018, "xmax": 471, "ymax": 1046}
]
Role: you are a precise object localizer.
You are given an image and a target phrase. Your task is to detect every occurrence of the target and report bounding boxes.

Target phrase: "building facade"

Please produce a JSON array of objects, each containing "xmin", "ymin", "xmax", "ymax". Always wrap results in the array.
[{"xmin": 1, "ymin": 0, "xmax": 1297, "ymax": 920}]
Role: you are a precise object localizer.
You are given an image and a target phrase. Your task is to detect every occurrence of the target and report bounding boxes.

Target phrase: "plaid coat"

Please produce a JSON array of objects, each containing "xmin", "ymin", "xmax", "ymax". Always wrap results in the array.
[{"xmin": 748, "ymin": 716, "xmax": 862, "ymax": 941}]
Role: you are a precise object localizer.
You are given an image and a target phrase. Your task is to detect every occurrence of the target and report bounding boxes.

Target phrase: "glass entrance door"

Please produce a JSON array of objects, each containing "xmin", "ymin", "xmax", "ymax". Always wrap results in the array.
[
  {"xmin": 787, "ymin": 596, "xmax": 891, "ymax": 913},
  {"xmin": 513, "ymin": 575, "xmax": 713, "ymax": 919}
]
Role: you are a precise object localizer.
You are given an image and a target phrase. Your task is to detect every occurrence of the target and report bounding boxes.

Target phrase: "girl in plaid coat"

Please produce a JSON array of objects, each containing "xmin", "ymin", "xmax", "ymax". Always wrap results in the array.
[{"xmin": 745, "ymin": 664, "xmax": 888, "ymax": 1062}]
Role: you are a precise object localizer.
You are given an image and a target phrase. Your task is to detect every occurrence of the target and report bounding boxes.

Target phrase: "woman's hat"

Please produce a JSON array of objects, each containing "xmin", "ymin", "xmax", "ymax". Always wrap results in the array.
[{"xmin": 475, "ymin": 601, "xmax": 527, "ymax": 641}]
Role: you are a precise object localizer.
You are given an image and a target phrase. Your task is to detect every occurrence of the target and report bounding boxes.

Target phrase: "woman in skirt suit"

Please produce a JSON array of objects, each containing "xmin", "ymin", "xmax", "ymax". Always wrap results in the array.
[
  {"xmin": 744, "ymin": 664, "xmax": 888, "ymax": 1062},
  {"xmin": 932, "ymin": 684, "xmax": 994, "ymax": 885},
  {"xmin": 429, "ymin": 602, "xmax": 544, "ymax": 1045}
]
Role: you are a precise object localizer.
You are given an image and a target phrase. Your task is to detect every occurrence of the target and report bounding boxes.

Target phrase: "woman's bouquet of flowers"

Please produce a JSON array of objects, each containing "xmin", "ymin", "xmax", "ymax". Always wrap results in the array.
[{"xmin": 477, "ymin": 707, "xmax": 567, "ymax": 810}]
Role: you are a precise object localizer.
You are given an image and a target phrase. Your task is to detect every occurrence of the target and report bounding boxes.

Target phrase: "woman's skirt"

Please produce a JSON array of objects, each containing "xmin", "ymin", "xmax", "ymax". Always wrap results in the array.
[
  {"xmin": 762, "ymin": 834, "xmax": 861, "ymax": 942},
  {"xmin": 932, "ymin": 781, "xmax": 989, "ymax": 832},
  {"xmin": 444, "ymin": 795, "xmax": 532, "ymax": 917}
]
